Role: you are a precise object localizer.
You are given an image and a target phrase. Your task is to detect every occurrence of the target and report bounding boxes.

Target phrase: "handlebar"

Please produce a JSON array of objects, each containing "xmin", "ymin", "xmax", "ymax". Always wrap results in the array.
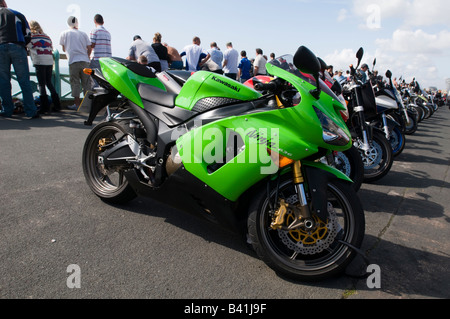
[{"xmin": 254, "ymin": 81, "xmax": 279, "ymax": 92}]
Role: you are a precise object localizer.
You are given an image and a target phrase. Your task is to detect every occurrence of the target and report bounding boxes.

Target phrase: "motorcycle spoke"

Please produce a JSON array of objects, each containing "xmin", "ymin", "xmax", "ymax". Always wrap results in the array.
[{"xmin": 290, "ymin": 252, "xmax": 299, "ymax": 260}]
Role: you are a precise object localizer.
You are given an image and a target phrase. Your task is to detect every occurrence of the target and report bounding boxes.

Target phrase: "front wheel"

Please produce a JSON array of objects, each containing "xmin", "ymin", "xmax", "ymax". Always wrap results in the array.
[
  {"xmin": 405, "ymin": 110, "xmax": 418, "ymax": 135},
  {"xmin": 247, "ymin": 176, "xmax": 365, "ymax": 282},
  {"xmin": 334, "ymin": 146, "xmax": 364, "ymax": 192},
  {"xmin": 390, "ymin": 126, "xmax": 406, "ymax": 157},
  {"xmin": 358, "ymin": 130, "xmax": 394, "ymax": 183}
]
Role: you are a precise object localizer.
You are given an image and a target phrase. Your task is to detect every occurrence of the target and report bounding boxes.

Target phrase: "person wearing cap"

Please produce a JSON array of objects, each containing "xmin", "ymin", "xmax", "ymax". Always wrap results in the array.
[
  {"xmin": 59, "ymin": 16, "xmax": 92, "ymax": 110},
  {"xmin": 335, "ymin": 70, "xmax": 346, "ymax": 84},
  {"xmin": 358, "ymin": 63, "xmax": 369, "ymax": 84},
  {"xmin": 0, "ymin": 0, "xmax": 38, "ymax": 119}
]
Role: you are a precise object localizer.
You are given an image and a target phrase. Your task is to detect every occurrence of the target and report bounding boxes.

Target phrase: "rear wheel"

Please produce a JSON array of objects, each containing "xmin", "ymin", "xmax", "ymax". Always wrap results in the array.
[
  {"xmin": 248, "ymin": 176, "xmax": 365, "ymax": 282},
  {"xmin": 82, "ymin": 122, "xmax": 137, "ymax": 204}
]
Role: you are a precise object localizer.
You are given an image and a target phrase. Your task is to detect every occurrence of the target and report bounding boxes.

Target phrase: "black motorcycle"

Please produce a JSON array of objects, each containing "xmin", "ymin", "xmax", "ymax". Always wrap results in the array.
[{"xmin": 342, "ymin": 48, "xmax": 394, "ymax": 183}]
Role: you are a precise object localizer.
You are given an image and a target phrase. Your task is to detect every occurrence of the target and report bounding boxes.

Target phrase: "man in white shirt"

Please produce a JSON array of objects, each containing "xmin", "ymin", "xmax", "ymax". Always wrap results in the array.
[
  {"xmin": 180, "ymin": 36, "xmax": 207, "ymax": 72},
  {"xmin": 222, "ymin": 42, "xmax": 239, "ymax": 80},
  {"xmin": 254, "ymin": 48, "xmax": 267, "ymax": 76},
  {"xmin": 60, "ymin": 16, "xmax": 92, "ymax": 110},
  {"xmin": 200, "ymin": 42, "xmax": 223, "ymax": 74}
]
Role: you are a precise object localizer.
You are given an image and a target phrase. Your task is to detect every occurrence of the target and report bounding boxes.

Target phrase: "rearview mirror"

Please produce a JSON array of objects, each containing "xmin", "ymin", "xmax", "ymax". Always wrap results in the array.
[
  {"xmin": 294, "ymin": 46, "xmax": 321, "ymax": 99},
  {"xmin": 317, "ymin": 57, "xmax": 328, "ymax": 73},
  {"xmin": 294, "ymin": 46, "xmax": 321, "ymax": 76},
  {"xmin": 355, "ymin": 47, "xmax": 364, "ymax": 69},
  {"xmin": 386, "ymin": 70, "xmax": 392, "ymax": 79},
  {"xmin": 356, "ymin": 47, "xmax": 364, "ymax": 61}
]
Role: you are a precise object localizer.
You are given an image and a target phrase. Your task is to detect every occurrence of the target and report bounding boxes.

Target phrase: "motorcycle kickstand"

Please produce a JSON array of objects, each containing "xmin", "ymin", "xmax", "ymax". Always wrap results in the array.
[{"xmin": 338, "ymin": 240, "xmax": 372, "ymax": 279}]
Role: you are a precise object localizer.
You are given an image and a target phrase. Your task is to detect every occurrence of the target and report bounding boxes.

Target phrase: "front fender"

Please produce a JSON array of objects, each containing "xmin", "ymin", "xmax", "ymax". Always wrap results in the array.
[
  {"xmin": 302, "ymin": 160, "xmax": 353, "ymax": 183},
  {"xmin": 84, "ymin": 91, "xmax": 118, "ymax": 126},
  {"xmin": 278, "ymin": 160, "xmax": 353, "ymax": 184},
  {"xmin": 386, "ymin": 115, "xmax": 401, "ymax": 130}
]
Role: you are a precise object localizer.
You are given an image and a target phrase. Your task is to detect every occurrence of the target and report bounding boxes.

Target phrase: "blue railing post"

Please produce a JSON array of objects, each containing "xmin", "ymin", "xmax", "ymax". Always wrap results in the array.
[{"xmin": 53, "ymin": 50, "xmax": 61, "ymax": 97}]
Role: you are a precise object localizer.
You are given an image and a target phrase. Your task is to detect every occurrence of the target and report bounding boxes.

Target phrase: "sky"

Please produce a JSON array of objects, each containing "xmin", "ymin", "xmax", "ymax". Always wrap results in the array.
[{"xmin": 11, "ymin": 0, "xmax": 450, "ymax": 90}]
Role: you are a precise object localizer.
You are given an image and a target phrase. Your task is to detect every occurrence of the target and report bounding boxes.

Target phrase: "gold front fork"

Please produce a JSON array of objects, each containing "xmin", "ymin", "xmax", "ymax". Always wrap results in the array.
[
  {"xmin": 292, "ymin": 160, "xmax": 304, "ymax": 184},
  {"xmin": 292, "ymin": 161, "xmax": 312, "ymax": 221},
  {"xmin": 271, "ymin": 160, "xmax": 315, "ymax": 230}
]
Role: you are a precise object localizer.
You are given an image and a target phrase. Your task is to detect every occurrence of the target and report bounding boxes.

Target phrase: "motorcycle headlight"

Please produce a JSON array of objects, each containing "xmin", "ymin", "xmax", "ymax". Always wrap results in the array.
[{"xmin": 314, "ymin": 107, "xmax": 350, "ymax": 146}]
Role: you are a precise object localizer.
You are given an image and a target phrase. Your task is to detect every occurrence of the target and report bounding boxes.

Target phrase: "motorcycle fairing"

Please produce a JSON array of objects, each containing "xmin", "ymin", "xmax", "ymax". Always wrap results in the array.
[
  {"xmin": 175, "ymin": 71, "xmax": 262, "ymax": 111},
  {"xmin": 122, "ymin": 162, "xmax": 247, "ymax": 233},
  {"xmin": 122, "ymin": 158, "xmax": 352, "ymax": 232},
  {"xmin": 376, "ymin": 95, "xmax": 397, "ymax": 112},
  {"xmin": 175, "ymin": 63, "xmax": 353, "ymax": 202},
  {"xmin": 99, "ymin": 57, "xmax": 166, "ymax": 107}
]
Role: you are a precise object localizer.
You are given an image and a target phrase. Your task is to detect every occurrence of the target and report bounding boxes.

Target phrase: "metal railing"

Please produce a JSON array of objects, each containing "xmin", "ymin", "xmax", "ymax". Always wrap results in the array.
[{"xmin": 11, "ymin": 50, "xmax": 73, "ymax": 101}]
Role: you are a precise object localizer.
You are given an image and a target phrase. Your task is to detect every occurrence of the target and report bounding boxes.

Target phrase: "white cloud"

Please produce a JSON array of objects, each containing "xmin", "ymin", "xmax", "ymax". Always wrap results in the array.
[
  {"xmin": 323, "ymin": 46, "xmax": 445, "ymax": 89},
  {"xmin": 337, "ymin": 9, "xmax": 348, "ymax": 22},
  {"xmin": 376, "ymin": 29, "xmax": 450, "ymax": 54},
  {"xmin": 334, "ymin": 1, "xmax": 450, "ymax": 88}
]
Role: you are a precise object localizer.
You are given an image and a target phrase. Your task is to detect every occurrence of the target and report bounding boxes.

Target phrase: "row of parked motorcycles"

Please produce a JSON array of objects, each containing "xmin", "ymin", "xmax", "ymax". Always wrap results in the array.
[
  {"xmin": 81, "ymin": 45, "xmax": 443, "ymax": 282},
  {"xmin": 318, "ymin": 47, "xmax": 444, "ymax": 193}
]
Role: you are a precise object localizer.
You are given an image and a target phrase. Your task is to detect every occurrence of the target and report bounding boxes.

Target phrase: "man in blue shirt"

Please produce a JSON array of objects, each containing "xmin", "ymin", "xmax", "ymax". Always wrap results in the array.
[
  {"xmin": 238, "ymin": 51, "xmax": 252, "ymax": 83},
  {"xmin": 0, "ymin": 0, "xmax": 38, "ymax": 119},
  {"xmin": 200, "ymin": 42, "xmax": 223, "ymax": 74}
]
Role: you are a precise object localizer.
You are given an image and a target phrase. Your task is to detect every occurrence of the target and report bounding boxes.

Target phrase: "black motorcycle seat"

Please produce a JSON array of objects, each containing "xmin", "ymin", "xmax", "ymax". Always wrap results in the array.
[
  {"xmin": 166, "ymin": 70, "xmax": 193, "ymax": 86},
  {"xmin": 138, "ymin": 83, "xmax": 177, "ymax": 108},
  {"xmin": 111, "ymin": 57, "xmax": 157, "ymax": 78}
]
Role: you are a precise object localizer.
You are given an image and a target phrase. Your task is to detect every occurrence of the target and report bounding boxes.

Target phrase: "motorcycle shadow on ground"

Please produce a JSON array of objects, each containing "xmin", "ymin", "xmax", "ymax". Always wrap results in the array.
[
  {"xmin": 103, "ymin": 193, "xmax": 449, "ymax": 298},
  {"xmin": 400, "ymin": 139, "xmax": 443, "ymax": 155},
  {"xmin": 359, "ymin": 187, "xmax": 445, "ymax": 219},
  {"xmin": 365, "ymin": 169, "xmax": 450, "ymax": 193},
  {"xmin": 353, "ymin": 233, "xmax": 450, "ymax": 299}
]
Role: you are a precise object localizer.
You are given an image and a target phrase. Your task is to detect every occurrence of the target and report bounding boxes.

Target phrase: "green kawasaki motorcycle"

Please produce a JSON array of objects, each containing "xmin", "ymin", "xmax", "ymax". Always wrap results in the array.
[{"xmin": 82, "ymin": 46, "xmax": 365, "ymax": 281}]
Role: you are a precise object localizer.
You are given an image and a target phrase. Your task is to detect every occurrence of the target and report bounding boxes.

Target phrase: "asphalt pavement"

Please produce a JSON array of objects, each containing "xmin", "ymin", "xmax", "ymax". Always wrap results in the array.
[{"xmin": 0, "ymin": 107, "xmax": 449, "ymax": 300}]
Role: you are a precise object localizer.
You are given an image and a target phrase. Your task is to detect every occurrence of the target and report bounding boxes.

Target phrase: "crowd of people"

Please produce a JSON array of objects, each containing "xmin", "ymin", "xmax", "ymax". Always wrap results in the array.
[
  {"xmin": 0, "ymin": 2, "xmax": 278, "ymax": 119},
  {"xmin": 2, "ymin": 1, "xmax": 445, "ymax": 120}
]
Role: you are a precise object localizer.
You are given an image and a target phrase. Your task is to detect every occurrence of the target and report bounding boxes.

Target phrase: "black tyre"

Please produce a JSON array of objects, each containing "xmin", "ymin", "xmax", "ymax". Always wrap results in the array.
[
  {"xmin": 423, "ymin": 104, "xmax": 432, "ymax": 119},
  {"xmin": 359, "ymin": 130, "xmax": 394, "ymax": 183},
  {"xmin": 82, "ymin": 122, "xmax": 137, "ymax": 204},
  {"xmin": 334, "ymin": 146, "xmax": 364, "ymax": 192},
  {"xmin": 405, "ymin": 111, "xmax": 418, "ymax": 135},
  {"xmin": 248, "ymin": 176, "xmax": 365, "ymax": 282},
  {"xmin": 414, "ymin": 105, "xmax": 425, "ymax": 122},
  {"xmin": 390, "ymin": 126, "xmax": 406, "ymax": 157}
]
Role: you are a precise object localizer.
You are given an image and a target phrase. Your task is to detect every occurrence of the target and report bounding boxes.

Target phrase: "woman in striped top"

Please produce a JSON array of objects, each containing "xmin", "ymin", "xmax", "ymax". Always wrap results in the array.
[{"xmin": 28, "ymin": 20, "xmax": 61, "ymax": 113}]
